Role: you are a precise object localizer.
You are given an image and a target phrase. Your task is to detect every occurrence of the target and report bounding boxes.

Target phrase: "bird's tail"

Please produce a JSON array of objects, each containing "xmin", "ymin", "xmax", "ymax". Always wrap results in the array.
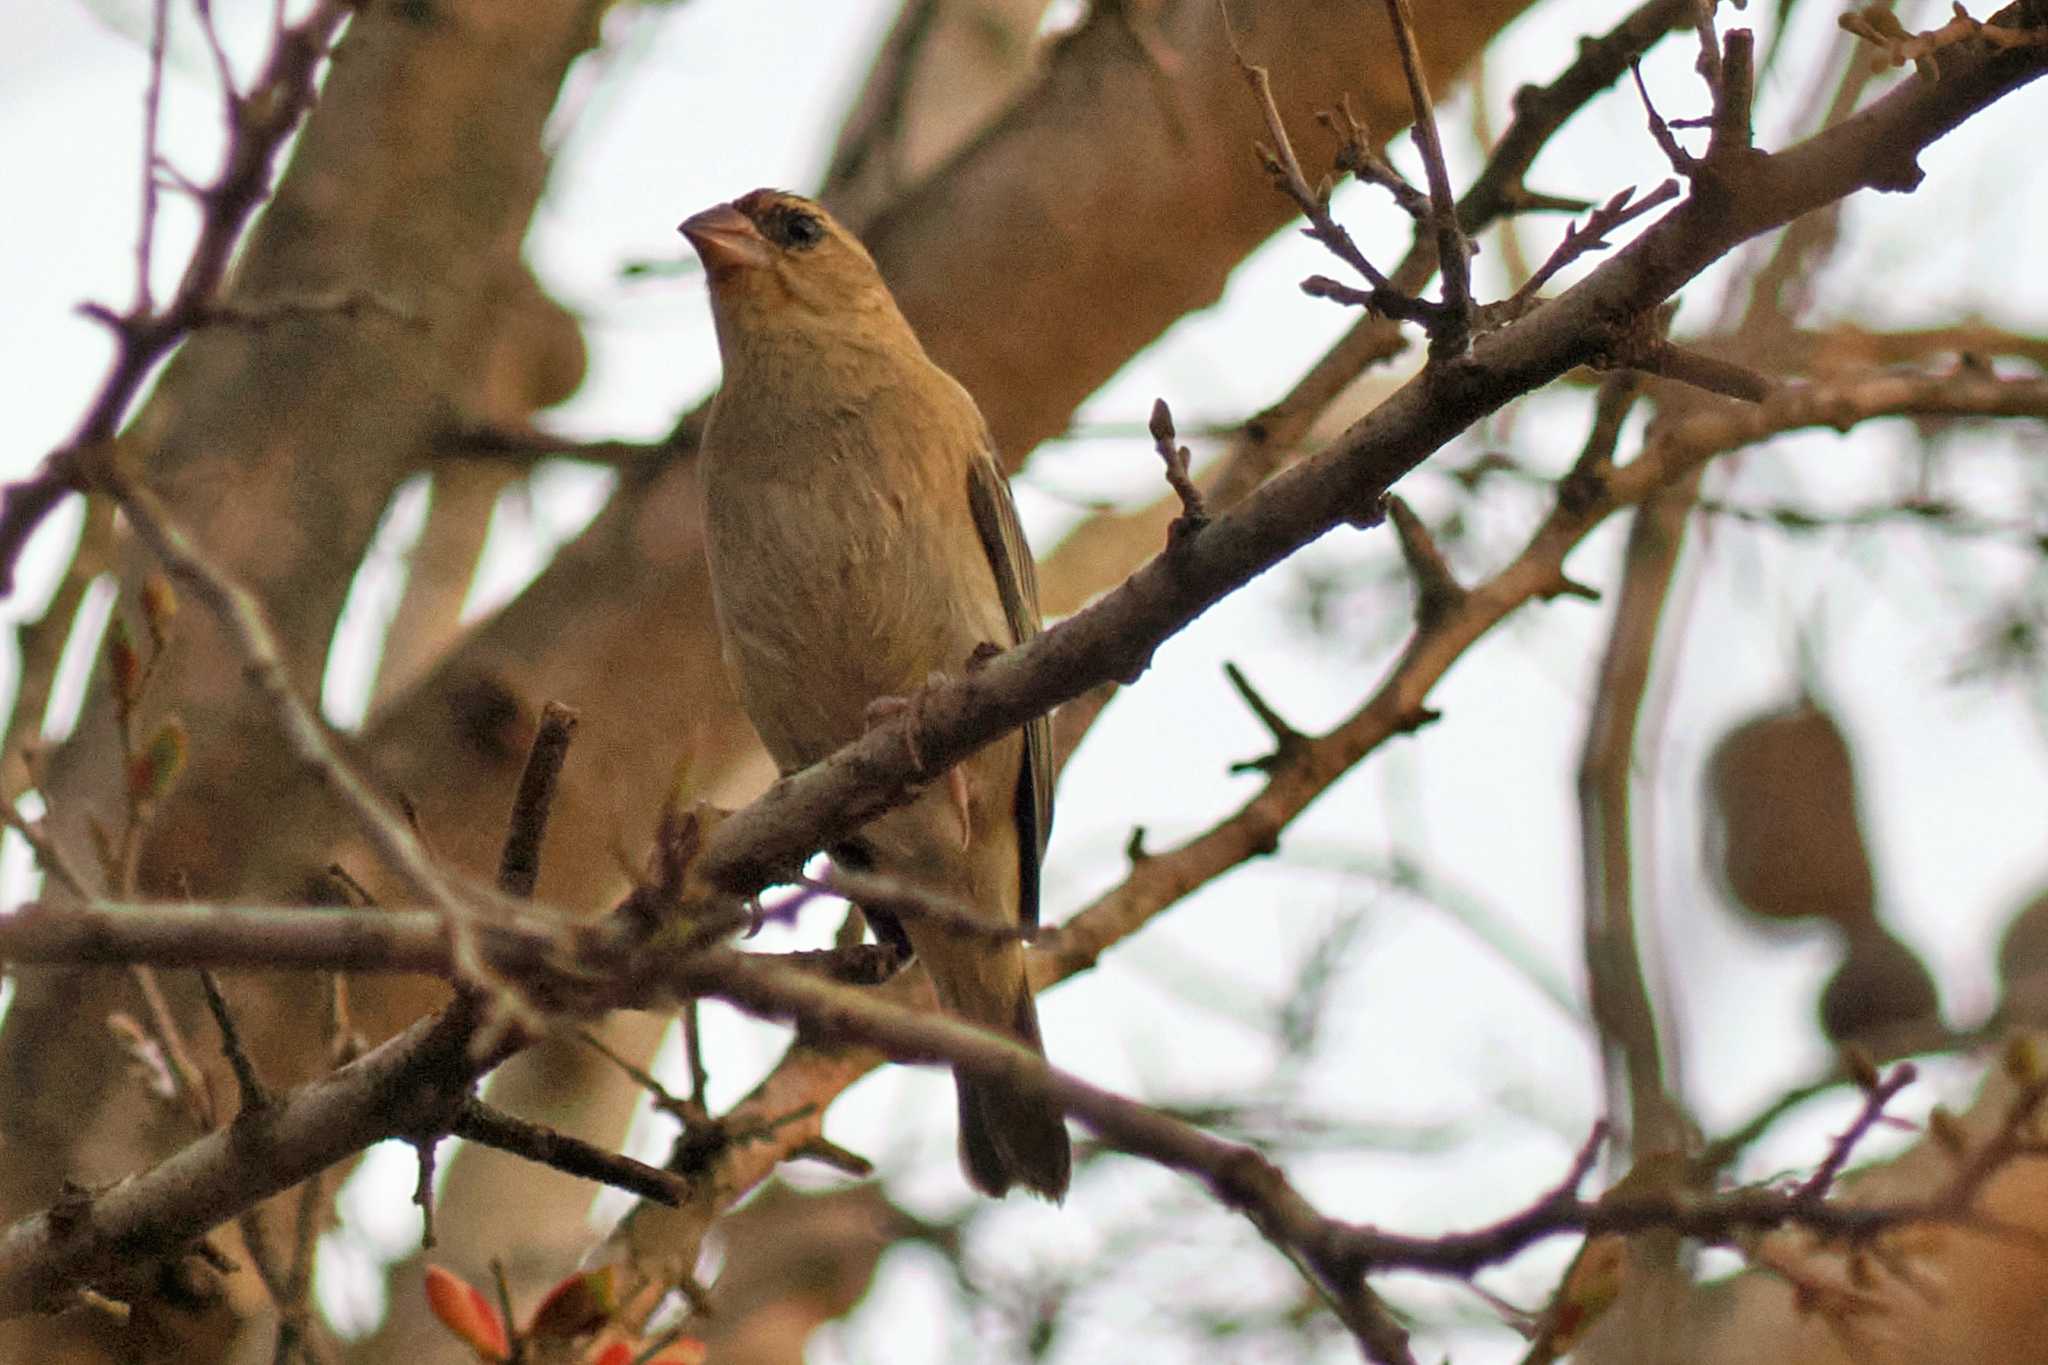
[{"xmin": 941, "ymin": 947, "xmax": 1072, "ymax": 1201}]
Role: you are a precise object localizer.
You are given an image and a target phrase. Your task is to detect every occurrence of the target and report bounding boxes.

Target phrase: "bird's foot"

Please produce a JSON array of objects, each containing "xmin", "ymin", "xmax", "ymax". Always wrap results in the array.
[
  {"xmin": 864, "ymin": 670, "xmax": 950, "ymax": 773},
  {"xmin": 864, "ymin": 676, "xmax": 973, "ymax": 847}
]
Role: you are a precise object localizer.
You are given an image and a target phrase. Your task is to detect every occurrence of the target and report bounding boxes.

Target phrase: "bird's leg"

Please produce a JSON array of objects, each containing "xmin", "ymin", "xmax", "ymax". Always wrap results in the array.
[{"xmin": 948, "ymin": 644, "xmax": 1006, "ymax": 847}]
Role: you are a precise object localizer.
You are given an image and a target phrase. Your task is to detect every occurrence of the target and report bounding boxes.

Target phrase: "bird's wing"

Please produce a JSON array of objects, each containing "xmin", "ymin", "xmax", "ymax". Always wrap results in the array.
[{"xmin": 965, "ymin": 446, "xmax": 1054, "ymax": 932}]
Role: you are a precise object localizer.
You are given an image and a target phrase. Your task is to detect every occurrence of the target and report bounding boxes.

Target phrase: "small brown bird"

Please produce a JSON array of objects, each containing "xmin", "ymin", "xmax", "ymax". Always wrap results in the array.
[{"xmin": 680, "ymin": 189, "xmax": 1070, "ymax": 1200}]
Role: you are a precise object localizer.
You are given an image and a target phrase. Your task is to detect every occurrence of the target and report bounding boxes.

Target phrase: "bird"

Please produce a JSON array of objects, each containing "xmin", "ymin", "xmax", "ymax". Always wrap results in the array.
[{"xmin": 679, "ymin": 189, "xmax": 1071, "ymax": 1200}]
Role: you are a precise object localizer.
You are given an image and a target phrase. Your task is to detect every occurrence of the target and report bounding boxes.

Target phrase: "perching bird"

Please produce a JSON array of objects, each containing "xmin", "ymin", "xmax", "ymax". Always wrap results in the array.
[{"xmin": 680, "ymin": 189, "xmax": 1070, "ymax": 1200}]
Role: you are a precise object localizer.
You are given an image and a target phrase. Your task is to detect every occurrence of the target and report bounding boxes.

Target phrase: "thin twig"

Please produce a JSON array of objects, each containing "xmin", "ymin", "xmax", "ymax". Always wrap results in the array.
[
  {"xmin": 1689, "ymin": 0, "xmax": 1723, "ymax": 92},
  {"xmin": 682, "ymin": 1002, "xmax": 709, "ymax": 1108},
  {"xmin": 1625, "ymin": 339, "xmax": 1770, "ymax": 400},
  {"xmin": 1044, "ymin": 0, "xmax": 1696, "ymax": 619},
  {"xmin": 433, "ymin": 422, "xmax": 673, "ymax": 468},
  {"xmin": 198, "ymin": 969, "xmax": 271, "ymax": 1114},
  {"xmin": 193, "ymin": 0, "xmax": 244, "ymax": 104},
  {"xmin": 1148, "ymin": 398, "xmax": 1209, "ymax": 536},
  {"xmin": 412, "ymin": 1138, "xmax": 440, "ymax": 1251},
  {"xmin": 1221, "ymin": 662, "xmax": 1307, "ymax": 767},
  {"xmin": 1576, "ymin": 472, "xmax": 1694, "ymax": 1163},
  {"xmin": 1493, "ymin": 180, "xmax": 1682, "ymax": 323},
  {"xmin": 1631, "ymin": 60, "xmax": 1695, "ymax": 173},
  {"xmin": 1383, "ymin": 495, "xmax": 1465, "ymax": 627},
  {"xmin": 1796, "ymin": 1063, "xmax": 1918, "ymax": 1203},
  {"xmin": 677, "ymin": 947, "xmax": 1995, "ymax": 1289},
  {"xmin": 1380, "ymin": 0, "xmax": 1472, "ymax": 347},
  {"xmin": 497, "ymin": 701, "xmax": 579, "ymax": 898},
  {"xmin": 135, "ymin": 0, "xmax": 171, "ymax": 315},
  {"xmin": 453, "ymin": 1097, "xmax": 689, "ymax": 1207},
  {"xmin": 577, "ymin": 1025, "xmax": 702, "ymax": 1124}
]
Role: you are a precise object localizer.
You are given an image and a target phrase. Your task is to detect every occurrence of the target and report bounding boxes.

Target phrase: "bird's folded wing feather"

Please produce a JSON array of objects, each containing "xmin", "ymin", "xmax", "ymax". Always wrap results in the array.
[{"xmin": 965, "ymin": 446, "xmax": 1054, "ymax": 931}]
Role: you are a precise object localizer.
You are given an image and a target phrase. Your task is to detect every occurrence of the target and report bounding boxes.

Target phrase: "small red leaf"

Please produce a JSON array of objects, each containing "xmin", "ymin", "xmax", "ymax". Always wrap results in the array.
[
  {"xmin": 424, "ymin": 1265, "xmax": 510, "ymax": 1362},
  {"xmin": 107, "ymin": 621, "xmax": 143, "ymax": 712},
  {"xmin": 529, "ymin": 1264, "xmax": 618, "ymax": 1341}
]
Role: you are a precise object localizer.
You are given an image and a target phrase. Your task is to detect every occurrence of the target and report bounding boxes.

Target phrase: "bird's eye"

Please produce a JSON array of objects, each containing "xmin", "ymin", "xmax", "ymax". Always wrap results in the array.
[{"xmin": 773, "ymin": 209, "xmax": 825, "ymax": 251}]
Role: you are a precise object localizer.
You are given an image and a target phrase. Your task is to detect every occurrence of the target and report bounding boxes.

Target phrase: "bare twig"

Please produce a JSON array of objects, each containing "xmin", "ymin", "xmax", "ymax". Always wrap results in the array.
[
  {"xmin": 577, "ymin": 1025, "xmax": 703, "ymax": 1125},
  {"xmin": 1689, "ymin": 0, "xmax": 1723, "ymax": 92},
  {"xmin": 1492, "ymin": 181, "xmax": 1682, "ymax": 323},
  {"xmin": 1225, "ymin": 25, "xmax": 1442, "ymax": 332},
  {"xmin": 811, "ymin": 867, "xmax": 1026, "ymax": 943},
  {"xmin": 453, "ymin": 1097, "xmax": 688, "ymax": 1207},
  {"xmin": 682, "ymin": 1001, "xmax": 709, "ymax": 1106},
  {"xmin": 1631, "ymin": 60, "xmax": 1695, "ymax": 173},
  {"xmin": 1044, "ymin": 0, "xmax": 1696, "ymax": 612},
  {"xmin": 0, "ymin": 805, "xmax": 89, "ymax": 901},
  {"xmin": 1796, "ymin": 1062, "xmax": 1919, "ymax": 1204},
  {"xmin": 1625, "ymin": 339, "xmax": 1771, "ymax": 400},
  {"xmin": 193, "ymin": 0, "xmax": 243, "ymax": 104},
  {"xmin": 197, "ymin": 969, "xmax": 271, "ymax": 1114},
  {"xmin": 497, "ymin": 701, "xmax": 579, "ymax": 898},
  {"xmin": 268, "ymin": 1172, "xmax": 332, "ymax": 1365},
  {"xmin": 412, "ymin": 1138, "xmax": 439, "ymax": 1251},
  {"xmin": 1380, "ymin": 0, "xmax": 1473, "ymax": 345},
  {"xmin": 1221, "ymin": 662, "xmax": 1308, "ymax": 770},
  {"xmin": 1461, "ymin": 0, "xmax": 1694, "ymax": 226},
  {"xmin": 1840, "ymin": 4, "xmax": 2048, "ymax": 78},
  {"xmin": 136, "ymin": 0, "xmax": 172, "ymax": 315},
  {"xmin": 1383, "ymin": 495, "xmax": 1466, "ymax": 627},
  {"xmin": 1148, "ymin": 398, "xmax": 1209, "ymax": 537},
  {"xmin": 432, "ymin": 421, "xmax": 675, "ymax": 468}
]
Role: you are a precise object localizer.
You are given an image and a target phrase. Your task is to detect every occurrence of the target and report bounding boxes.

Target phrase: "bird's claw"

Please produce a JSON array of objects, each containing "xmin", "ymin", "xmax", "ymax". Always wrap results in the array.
[
  {"xmin": 947, "ymin": 767, "xmax": 972, "ymax": 850},
  {"xmin": 864, "ymin": 670, "xmax": 951, "ymax": 773},
  {"xmin": 863, "ymin": 676, "xmax": 972, "ymax": 845}
]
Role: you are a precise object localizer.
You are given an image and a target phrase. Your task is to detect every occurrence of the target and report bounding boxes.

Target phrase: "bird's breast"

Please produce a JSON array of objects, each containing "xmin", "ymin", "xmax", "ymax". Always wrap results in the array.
[{"xmin": 703, "ymin": 387, "xmax": 1006, "ymax": 772}]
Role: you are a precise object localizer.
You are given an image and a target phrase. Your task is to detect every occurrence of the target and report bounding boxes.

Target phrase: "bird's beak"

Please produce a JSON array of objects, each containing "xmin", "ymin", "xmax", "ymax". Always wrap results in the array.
[{"xmin": 679, "ymin": 203, "xmax": 770, "ymax": 273}]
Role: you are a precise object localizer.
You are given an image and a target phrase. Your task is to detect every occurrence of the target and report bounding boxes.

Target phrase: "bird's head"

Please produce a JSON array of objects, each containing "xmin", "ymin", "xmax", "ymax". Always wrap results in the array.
[{"xmin": 679, "ymin": 190, "xmax": 902, "ymax": 352}]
